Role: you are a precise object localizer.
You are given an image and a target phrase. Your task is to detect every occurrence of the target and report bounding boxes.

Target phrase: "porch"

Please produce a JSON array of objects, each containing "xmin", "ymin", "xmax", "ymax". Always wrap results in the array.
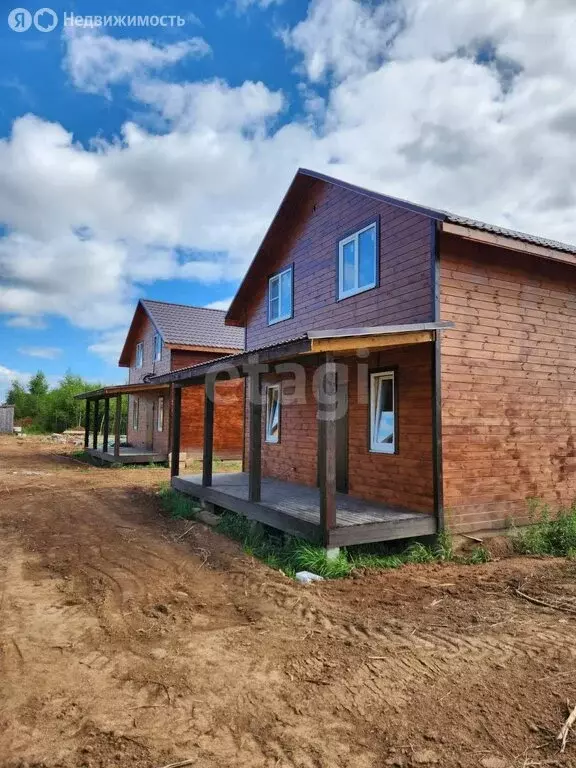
[
  {"xmin": 86, "ymin": 446, "xmax": 169, "ymax": 465},
  {"xmin": 152, "ymin": 321, "xmax": 452, "ymax": 548},
  {"xmin": 76, "ymin": 382, "xmax": 170, "ymax": 465},
  {"xmin": 174, "ymin": 472, "xmax": 436, "ymax": 547}
]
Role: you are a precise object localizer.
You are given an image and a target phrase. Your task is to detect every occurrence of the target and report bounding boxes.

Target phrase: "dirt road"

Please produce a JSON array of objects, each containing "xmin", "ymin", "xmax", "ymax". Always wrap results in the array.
[{"xmin": 1, "ymin": 436, "xmax": 575, "ymax": 767}]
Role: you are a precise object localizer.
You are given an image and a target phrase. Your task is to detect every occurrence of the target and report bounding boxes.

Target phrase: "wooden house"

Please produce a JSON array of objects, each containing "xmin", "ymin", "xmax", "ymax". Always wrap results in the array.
[
  {"xmin": 151, "ymin": 169, "xmax": 576, "ymax": 548},
  {"xmin": 79, "ymin": 300, "xmax": 245, "ymax": 465}
]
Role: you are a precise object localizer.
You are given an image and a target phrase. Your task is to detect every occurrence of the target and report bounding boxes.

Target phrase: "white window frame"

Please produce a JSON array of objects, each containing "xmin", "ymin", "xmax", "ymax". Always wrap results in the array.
[
  {"xmin": 153, "ymin": 333, "xmax": 162, "ymax": 362},
  {"xmin": 268, "ymin": 266, "xmax": 293, "ymax": 325},
  {"xmin": 338, "ymin": 222, "xmax": 377, "ymax": 300},
  {"xmin": 265, "ymin": 384, "xmax": 281, "ymax": 443},
  {"xmin": 132, "ymin": 397, "xmax": 140, "ymax": 431},
  {"xmin": 135, "ymin": 342, "xmax": 144, "ymax": 369},
  {"xmin": 369, "ymin": 371, "xmax": 396, "ymax": 454},
  {"xmin": 157, "ymin": 396, "xmax": 164, "ymax": 432}
]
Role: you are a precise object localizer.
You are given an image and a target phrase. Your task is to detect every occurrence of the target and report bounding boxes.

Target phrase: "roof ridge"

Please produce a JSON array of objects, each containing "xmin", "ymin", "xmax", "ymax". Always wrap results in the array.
[{"xmin": 141, "ymin": 298, "xmax": 228, "ymax": 314}]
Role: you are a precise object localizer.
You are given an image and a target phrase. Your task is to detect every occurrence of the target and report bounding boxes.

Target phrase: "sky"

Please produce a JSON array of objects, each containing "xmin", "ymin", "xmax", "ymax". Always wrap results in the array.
[{"xmin": 1, "ymin": 0, "xmax": 576, "ymax": 400}]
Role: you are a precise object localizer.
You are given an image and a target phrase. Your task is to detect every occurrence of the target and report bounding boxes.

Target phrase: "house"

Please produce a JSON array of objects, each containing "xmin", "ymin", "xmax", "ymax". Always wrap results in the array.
[
  {"xmin": 0, "ymin": 405, "xmax": 15, "ymax": 434},
  {"xmin": 150, "ymin": 168, "xmax": 576, "ymax": 549},
  {"xmin": 78, "ymin": 300, "xmax": 245, "ymax": 465}
]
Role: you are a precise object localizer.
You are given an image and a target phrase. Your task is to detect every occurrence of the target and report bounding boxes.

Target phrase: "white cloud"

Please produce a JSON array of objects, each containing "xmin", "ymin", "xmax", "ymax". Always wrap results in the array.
[
  {"xmin": 5, "ymin": 315, "xmax": 47, "ymax": 329},
  {"xmin": 88, "ymin": 328, "xmax": 129, "ymax": 365},
  {"xmin": 234, "ymin": 0, "xmax": 284, "ymax": 10},
  {"xmin": 3, "ymin": 2, "xmax": 576, "ymax": 363},
  {"xmin": 65, "ymin": 30, "xmax": 211, "ymax": 96},
  {"xmin": 18, "ymin": 346, "xmax": 62, "ymax": 359},
  {"xmin": 283, "ymin": 0, "xmax": 401, "ymax": 83},
  {"xmin": 204, "ymin": 297, "xmax": 234, "ymax": 310},
  {"xmin": 0, "ymin": 364, "xmax": 31, "ymax": 403}
]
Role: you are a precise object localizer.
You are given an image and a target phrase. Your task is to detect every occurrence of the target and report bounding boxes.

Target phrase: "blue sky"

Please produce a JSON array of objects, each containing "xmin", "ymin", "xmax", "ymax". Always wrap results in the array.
[{"xmin": 1, "ymin": 0, "xmax": 576, "ymax": 399}]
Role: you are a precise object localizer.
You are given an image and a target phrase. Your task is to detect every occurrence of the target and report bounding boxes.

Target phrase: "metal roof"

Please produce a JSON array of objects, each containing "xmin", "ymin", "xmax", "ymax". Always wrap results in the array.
[
  {"xmin": 141, "ymin": 300, "xmax": 245, "ymax": 349},
  {"xmin": 226, "ymin": 168, "xmax": 576, "ymax": 325},
  {"xmin": 149, "ymin": 322, "xmax": 452, "ymax": 386},
  {"xmin": 442, "ymin": 212, "xmax": 576, "ymax": 255},
  {"xmin": 298, "ymin": 168, "xmax": 576, "ymax": 255},
  {"xmin": 75, "ymin": 382, "xmax": 170, "ymax": 400}
]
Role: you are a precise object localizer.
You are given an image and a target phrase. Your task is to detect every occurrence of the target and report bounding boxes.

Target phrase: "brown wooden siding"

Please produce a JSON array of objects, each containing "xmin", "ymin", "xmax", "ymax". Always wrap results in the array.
[
  {"xmin": 128, "ymin": 314, "xmax": 171, "ymax": 384},
  {"xmin": 128, "ymin": 346, "xmax": 244, "ymax": 457},
  {"xmin": 127, "ymin": 392, "xmax": 169, "ymax": 454},
  {"xmin": 244, "ymin": 346, "xmax": 434, "ymax": 513},
  {"xmin": 244, "ymin": 181, "xmax": 434, "ymax": 350},
  {"xmin": 180, "ymin": 380, "xmax": 244, "ymax": 459},
  {"xmin": 439, "ymin": 234, "xmax": 576, "ymax": 533}
]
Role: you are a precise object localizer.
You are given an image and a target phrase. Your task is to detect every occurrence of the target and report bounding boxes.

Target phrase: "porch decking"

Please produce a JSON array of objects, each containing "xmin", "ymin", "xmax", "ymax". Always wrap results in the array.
[
  {"xmin": 173, "ymin": 472, "xmax": 436, "ymax": 547},
  {"xmin": 86, "ymin": 447, "xmax": 168, "ymax": 465}
]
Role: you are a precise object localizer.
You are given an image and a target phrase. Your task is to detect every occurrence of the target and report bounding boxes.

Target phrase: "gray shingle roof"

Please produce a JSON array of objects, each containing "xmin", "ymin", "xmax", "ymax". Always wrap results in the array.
[{"xmin": 141, "ymin": 300, "xmax": 245, "ymax": 349}]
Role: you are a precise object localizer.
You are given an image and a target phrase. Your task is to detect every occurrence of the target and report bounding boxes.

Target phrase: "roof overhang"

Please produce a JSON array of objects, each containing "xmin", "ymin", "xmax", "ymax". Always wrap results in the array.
[
  {"xmin": 167, "ymin": 343, "xmax": 243, "ymax": 354},
  {"xmin": 150, "ymin": 322, "xmax": 453, "ymax": 387},
  {"xmin": 75, "ymin": 382, "xmax": 170, "ymax": 400},
  {"xmin": 441, "ymin": 222, "xmax": 576, "ymax": 267}
]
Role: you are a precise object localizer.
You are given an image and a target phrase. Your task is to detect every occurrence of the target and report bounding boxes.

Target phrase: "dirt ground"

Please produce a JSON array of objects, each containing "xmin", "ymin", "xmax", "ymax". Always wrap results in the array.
[{"xmin": 1, "ymin": 436, "xmax": 576, "ymax": 768}]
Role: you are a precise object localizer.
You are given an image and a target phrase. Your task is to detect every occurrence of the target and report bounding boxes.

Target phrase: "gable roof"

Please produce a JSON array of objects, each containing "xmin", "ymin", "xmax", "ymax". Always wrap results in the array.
[
  {"xmin": 118, "ymin": 299, "xmax": 245, "ymax": 367},
  {"xmin": 225, "ymin": 167, "xmax": 576, "ymax": 326}
]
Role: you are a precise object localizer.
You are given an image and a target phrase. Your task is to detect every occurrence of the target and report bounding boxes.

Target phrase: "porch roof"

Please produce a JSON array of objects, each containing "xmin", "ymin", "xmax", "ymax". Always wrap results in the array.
[
  {"xmin": 149, "ymin": 320, "xmax": 454, "ymax": 386},
  {"xmin": 75, "ymin": 382, "xmax": 170, "ymax": 400}
]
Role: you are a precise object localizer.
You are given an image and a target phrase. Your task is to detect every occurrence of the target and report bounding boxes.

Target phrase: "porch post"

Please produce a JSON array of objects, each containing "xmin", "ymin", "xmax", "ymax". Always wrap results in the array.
[
  {"xmin": 203, "ymin": 376, "xmax": 215, "ymax": 487},
  {"xmin": 114, "ymin": 394, "xmax": 121, "ymax": 459},
  {"xmin": 84, "ymin": 399, "xmax": 90, "ymax": 448},
  {"xmin": 102, "ymin": 398, "xmax": 110, "ymax": 454},
  {"xmin": 92, "ymin": 398, "xmax": 100, "ymax": 450},
  {"xmin": 248, "ymin": 370, "xmax": 262, "ymax": 502},
  {"xmin": 171, "ymin": 386, "xmax": 182, "ymax": 479},
  {"xmin": 318, "ymin": 352, "xmax": 337, "ymax": 545}
]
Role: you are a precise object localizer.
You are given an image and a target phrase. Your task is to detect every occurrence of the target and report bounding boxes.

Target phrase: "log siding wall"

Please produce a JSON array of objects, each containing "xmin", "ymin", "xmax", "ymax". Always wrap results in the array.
[
  {"xmin": 244, "ymin": 347, "xmax": 434, "ymax": 513},
  {"xmin": 126, "ymin": 324, "xmax": 244, "ymax": 458},
  {"xmin": 439, "ymin": 234, "xmax": 576, "ymax": 533},
  {"xmin": 244, "ymin": 182, "xmax": 434, "ymax": 349}
]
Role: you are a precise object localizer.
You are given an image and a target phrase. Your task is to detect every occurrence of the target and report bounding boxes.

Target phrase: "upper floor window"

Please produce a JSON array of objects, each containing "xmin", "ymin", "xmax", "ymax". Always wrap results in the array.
[
  {"xmin": 370, "ymin": 370, "xmax": 396, "ymax": 454},
  {"xmin": 268, "ymin": 266, "xmax": 293, "ymax": 325},
  {"xmin": 135, "ymin": 342, "xmax": 144, "ymax": 369},
  {"xmin": 153, "ymin": 333, "xmax": 162, "ymax": 362},
  {"xmin": 265, "ymin": 384, "xmax": 280, "ymax": 443},
  {"xmin": 338, "ymin": 222, "xmax": 378, "ymax": 300}
]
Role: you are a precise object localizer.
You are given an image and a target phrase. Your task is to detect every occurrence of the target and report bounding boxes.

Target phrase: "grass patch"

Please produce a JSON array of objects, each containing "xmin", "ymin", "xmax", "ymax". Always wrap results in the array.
[
  {"xmin": 210, "ymin": 509, "xmax": 490, "ymax": 579},
  {"xmin": 156, "ymin": 490, "xmax": 492, "ymax": 579},
  {"xmin": 511, "ymin": 499, "xmax": 576, "ymax": 557},
  {"xmin": 158, "ymin": 484, "xmax": 201, "ymax": 520}
]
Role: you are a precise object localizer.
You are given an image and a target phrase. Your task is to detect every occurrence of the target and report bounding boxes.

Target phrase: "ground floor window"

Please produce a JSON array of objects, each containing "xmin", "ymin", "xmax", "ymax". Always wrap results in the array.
[
  {"xmin": 265, "ymin": 384, "xmax": 280, "ymax": 443},
  {"xmin": 370, "ymin": 370, "xmax": 396, "ymax": 453},
  {"xmin": 132, "ymin": 397, "xmax": 139, "ymax": 431},
  {"xmin": 157, "ymin": 396, "xmax": 164, "ymax": 432}
]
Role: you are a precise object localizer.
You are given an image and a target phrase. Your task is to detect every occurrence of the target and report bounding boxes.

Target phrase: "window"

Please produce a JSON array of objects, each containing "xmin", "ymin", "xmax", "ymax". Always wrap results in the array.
[
  {"xmin": 265, "ymin": 384, "xmax": 280, "ymax": 443},
  {"xmin": 338, "ymin": 222, "xmax": 377, "ymax": 300},
  {"xmin": 370, "ymin": 371, "xmax": 396, "ymax": 453},
  {"xmin": 135, "ymin": 342, "xmax": 144, "ymax": 369},
  {"xmin": 132, "ymin": 397, "xmax": 140, "ymax": 431},
  {"xmin": 153, "ymin": 333, "xmax": 162, "ymax": 362},
  {"xmin": 268, "ymin": 266, "xmax": 293, "ymax": 325},
  {"xmin": 157, "ymin": 397, "xmax": 164, "ymax": 432}
]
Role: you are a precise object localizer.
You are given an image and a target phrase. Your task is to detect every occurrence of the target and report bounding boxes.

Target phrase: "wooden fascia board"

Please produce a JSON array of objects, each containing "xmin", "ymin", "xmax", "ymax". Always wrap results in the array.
[
  {"xmin": 166, "ymin": 343, "xmax": 243, "ymax": 355},
  {"xmin": 442, "ymin": 222, "xmax": 576, "ymax": 267},
  {"xmin": 310, "ymin": 330, "xmax": 434, "ymax": 354}
]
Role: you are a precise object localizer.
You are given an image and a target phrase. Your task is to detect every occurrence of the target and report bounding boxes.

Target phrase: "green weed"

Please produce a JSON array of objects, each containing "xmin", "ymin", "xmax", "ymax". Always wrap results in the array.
[
  {"xmin": 158, "ymin": 485, "xmax": 201, "ymax": 520},
  {"xmin": 511, "ymin": 500, "xmax": 576, "ymax": 556}
]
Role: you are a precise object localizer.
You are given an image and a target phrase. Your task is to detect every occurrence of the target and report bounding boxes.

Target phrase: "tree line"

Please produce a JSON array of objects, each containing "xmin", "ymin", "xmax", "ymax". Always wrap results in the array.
[{"xmin": 5, "ymin": 371, "xmax": 126, "ymax": 434}]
